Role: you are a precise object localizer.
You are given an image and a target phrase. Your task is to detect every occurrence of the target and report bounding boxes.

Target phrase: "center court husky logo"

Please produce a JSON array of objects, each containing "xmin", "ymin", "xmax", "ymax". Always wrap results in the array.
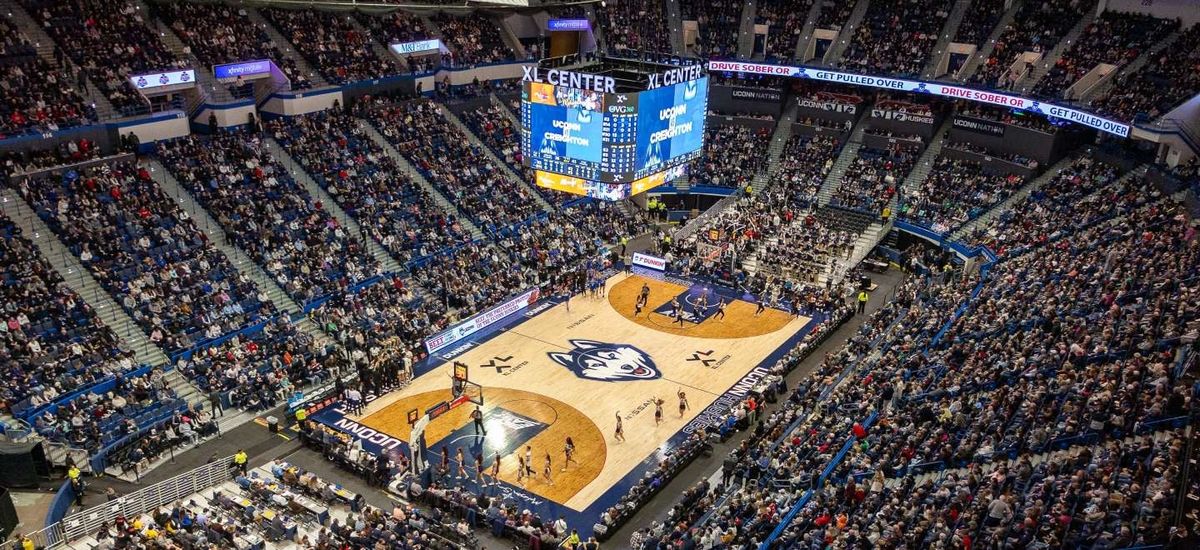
[{"xmin": 548, "ymin": 339, "xmax": 661, "ymax": 381}]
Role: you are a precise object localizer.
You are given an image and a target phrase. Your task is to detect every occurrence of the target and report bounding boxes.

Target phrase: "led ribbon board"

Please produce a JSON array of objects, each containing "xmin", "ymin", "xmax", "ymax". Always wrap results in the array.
[{"xmin": 707, "ymin": 60, "xmax": 1131, "ymax": 138}]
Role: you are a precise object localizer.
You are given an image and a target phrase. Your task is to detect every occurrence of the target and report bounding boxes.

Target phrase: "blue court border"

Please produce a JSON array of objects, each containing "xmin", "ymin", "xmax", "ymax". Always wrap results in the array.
[{"xmin": 309, "ymin": 274, "xmax": 826, "ymax": 536}]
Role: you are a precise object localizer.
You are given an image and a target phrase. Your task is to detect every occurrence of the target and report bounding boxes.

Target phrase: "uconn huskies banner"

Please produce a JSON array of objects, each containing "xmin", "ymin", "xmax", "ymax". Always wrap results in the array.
[{"xmin": 706, "ymin": 60, "xmax": 1131, "ymax": 137}]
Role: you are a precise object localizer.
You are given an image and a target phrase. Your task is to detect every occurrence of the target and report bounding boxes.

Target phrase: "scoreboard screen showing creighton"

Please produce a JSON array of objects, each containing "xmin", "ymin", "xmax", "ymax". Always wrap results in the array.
[{"xmin": 520, "ymin": 58, "xmax": 708, "ymax": 199}]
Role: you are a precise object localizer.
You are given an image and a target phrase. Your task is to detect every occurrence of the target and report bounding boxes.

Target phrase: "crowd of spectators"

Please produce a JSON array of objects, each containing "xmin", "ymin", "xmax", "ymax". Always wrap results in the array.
[
  {"xmin": 957, "ymin": 103, "xmax": 1062, "ymax": 133},
  {"xmin": 267, "ymin": 110, "xmax": 472, "ymax": 264},
  {"xmin": 0, "ymin": 18, "xmax": 96, "ymax": 134},
  {"xmin": 2, "ymin": 138, "xmax": 102, "ymax": 177},
  {"xmin": 0, "ymin": 212, "xmax": 131, "ymax": 416},
  {"xmin": 356, "ymin": 11, "xmax": 438, "ymax": 74},
  {"xmin": 814, "ymin": 0, "xmax": 856, "ymax": 32},
  {"xmin": 944, "ymin": 141, "xmax": 1039, "ymax": 168},
  {"xmin": 898, "ymin": 155, "xmax": 1029, "ymax": 234},
  {"xmin": 1090, "ymin": 23, "xmax": 1200, "ymax": 123},
  {"xmin": 829, "ymin": 145, "xmax": 918, "ymax": 214},
  {"xmin": 756, "ymin": 0, "xmax": 812, "ymax": 61},
  {"xmin": 176, "ymin": 315, "xmax": 330, "ymax": 412},
  {"xmin": 757, "ymin": 212, "xmax": 858, "ymax": 285},
  {"xmin": 20, "ymin": 0, "xmax": 183, "ymax": 116},
  {"xmin": 15, "ymin": 161, "xmax": 275, "ymax": 354},
  {"xmin": 683, "ymin": 0, "xmax": 742, "ymax": 58},
  {"xmin": 966, "ymin": 0, "xmax": 1086, "ymax": 88},
  {"xmin": 596, "ymin": 0, "xmax": 671, "ymax": 54},
  {"xmin": 156, "ymin": 130, "xmax": 381, "ymax": 307},
  {"xmin": 432, "ymin": 13, "xmax": 516, "ymax": 67},
  {"xmin": 839, "ymin": 0, "xmax": 951, "ymax": 77},
  {"xmin": 30, "ymin": 367, "xmax": 179, "ymax": 451},
  {"xmin": 953, "ymin": 0, "xmax": 1006, "ymax": 46},
  {"xmin": 152, "ymin": 2, "xmax": 313, "ymax": 92},
  {"xmin": 769, "ymin": 134, "xmax": 844, "ymax": 209},
  {"xmin": 453, "ymin": 103, "xmax": 552, "ymax": 204},
  {"xmin": 690, "ymin": 124, "xmax": 772, "ymax": 189},
  {"xmin": 260, "ymin": 8, "xmax": 398, "ymax": 85},
  {"xmin": 359, "ymin": 98, "xmax": 542, "ymax": 234},
  {"xmin": 1031, "ymin": 11, "xmax": 1177, "ymax": 99},
  {"xmin": 966, "ymin": 155, "xmax": 1151, "ymax": 257}
]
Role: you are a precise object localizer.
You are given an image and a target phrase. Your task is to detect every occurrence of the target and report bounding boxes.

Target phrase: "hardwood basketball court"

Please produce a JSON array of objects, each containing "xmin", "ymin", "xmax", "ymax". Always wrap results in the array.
[{"xmin": 318, "ymin": 272, "xmax": 820, "ymax": 524}]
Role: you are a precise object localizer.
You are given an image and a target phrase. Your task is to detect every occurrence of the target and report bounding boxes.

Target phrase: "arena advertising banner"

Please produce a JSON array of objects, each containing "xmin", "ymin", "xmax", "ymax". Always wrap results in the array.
[
  {"xmin": 632, "ymin": 252, "xmax": 668, "ymax": 271},
  {"xmin": 730, "ymin": 87, "xmax": 783, "ymax": 102},
  {"xmin": 424, "ymin": 288, "xmax": 542, "ymax": 354},
  {"xmin": 389, "ymin": 39, "xmax": 446, "ymax": 56},
  {"xmin": 129, "ymin": 69, "xmax": 195, "ymax": 91},
  {"xmin": 706, "ymin": 60, "xmax": 1131, "ymax": 137},
  {"xmin": 953, "ymin": 115, "xmax": 1006, "ymax": 137},
  {"xmin": 534, "ymin": 170, "xmax": 631, "ymax": 200},
  {"xmin": 547, "ymin": 19, "xmax": 591, "ymax": 31},
  {"xmin": 798, "ymin": 98, "xmax": 857, "ymax": 114},
  {"xmin": 635, "ymin": 75, "xmax": 709, "ymax": 179},
  {"xmin": 871, "ymin": 109, "xmax": 935, "ymax": 125},
  {"xmin": 213, "ymin": 60, "xmax": 272, "ymax": 80}
]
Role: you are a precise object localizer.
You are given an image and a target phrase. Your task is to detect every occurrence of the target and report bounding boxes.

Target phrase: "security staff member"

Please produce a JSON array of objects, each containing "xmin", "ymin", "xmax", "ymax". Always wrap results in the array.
[
  {"xmin": 620, "ymin": 235, "xmax": 629, "ymax": 258},
  {"xmin": 857, "ymin": 290, "xmax": 869, "ymax": 315},
  {"xmin": 234, "ymin": 449, "xmax": 248, "ymax": 476},
  {"xmin": 294, "ymin": 407, "xmax": 307, "ymax": 429}
]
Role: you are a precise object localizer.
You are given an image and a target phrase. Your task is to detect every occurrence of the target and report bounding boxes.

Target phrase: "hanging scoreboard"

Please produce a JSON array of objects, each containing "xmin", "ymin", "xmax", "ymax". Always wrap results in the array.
[{"xmin": 520, "ymin": 63, "xmax": 708, "ymax": 197}]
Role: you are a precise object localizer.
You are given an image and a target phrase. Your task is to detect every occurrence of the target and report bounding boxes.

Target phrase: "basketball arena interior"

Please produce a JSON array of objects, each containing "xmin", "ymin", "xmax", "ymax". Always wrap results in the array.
[{"xmin": 0, "ymin": 0, "xmax": 1198, "ymax": 548}]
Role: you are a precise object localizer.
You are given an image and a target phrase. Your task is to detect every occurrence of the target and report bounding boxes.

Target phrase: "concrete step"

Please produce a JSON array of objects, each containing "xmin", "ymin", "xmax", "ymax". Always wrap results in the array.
[
  {"xmin": 665, "ymin": 0, "xmax": 687, "ymax": 56},
  {"xmin": 347, "ymin": 14, "xmax": 400, "ymax": 72},
  {"xmin": 1013, "ymin": 6, "xmax": 1095, "ymax": 94},
  {"xmin": 822, "ymin": 0, "xmax": 871, "ymax": 66},
  {"xmin": 143, "ymin": 11, "xmax": 234, "ymax": 104},
  {"xmin": 922, "ymin": 0, "xmax": 973, "ymax": 78},
  {"xmin": 0, "ymin": 0, "xmax": 116, "ymax": 120},
  {"xmin": 0, "ymin": 190, "xmax": 169, "ymax": 367},
  {"xmin": 141, "ymin": 159, "xmax": 302, "ymax": 316},
  {"xmin": 955, "ymin": 0, "xmax": 1024, "ymax": 81},
  {"xmin": 901, "ymin": 118, "xmax": 955, "ymax": 193},
  {"xmin": 816, "ymin": 117, "xmax": 869, "ymax": 206},
  {"xmin": 1079, "ymin": 28, "xmax": 1183, "ymax": 104},
  {"xmin": 793, "ymin": 0, "xmax": 828, "ymax": 61},
  {"xmin": 435, "ymin": 103, "xmax": 552, "ymax": 213},
  {"xmin": 736, "ymin": 0, "xmax": 758, "ymax": 59},
  {"xmin": 244, "ymin": 7, "xmax": 330, "ymax": 88},
  {"xmin": 356, "ymin": 119, "xmax": 486, "ymax": 240},
  {"xmin": 262, "ymin": 137, "xmax": 404, "ymax": 274}
]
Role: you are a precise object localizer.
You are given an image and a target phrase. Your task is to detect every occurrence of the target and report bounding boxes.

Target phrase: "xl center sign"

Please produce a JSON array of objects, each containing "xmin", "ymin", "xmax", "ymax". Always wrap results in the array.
[{"xmin": 707, "ymin": 61, "xmax": 1131, "ymax": 138}]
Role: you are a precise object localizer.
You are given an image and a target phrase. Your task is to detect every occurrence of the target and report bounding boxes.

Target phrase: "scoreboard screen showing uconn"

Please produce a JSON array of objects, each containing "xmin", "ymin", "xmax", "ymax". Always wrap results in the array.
[{"xmin": 521, "ymin": 61, "xmax": 708, "ymax": 198}]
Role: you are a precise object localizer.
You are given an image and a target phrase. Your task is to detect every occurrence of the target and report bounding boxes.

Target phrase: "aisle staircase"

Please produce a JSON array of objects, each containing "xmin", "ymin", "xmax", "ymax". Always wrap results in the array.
[
  {"xmin": 244, "ymin": 7, "xmax": 330, "ymax": 88},
  {"xmin": 921, "ymin": 0, "xmax": 973, "ymax": 79},
  {"xmin": 792, "ymin": 0, "xmax": 829, "ymax": 61},
  {"xmin": 1014, "ymin": 8, "xmax": 1095, "ymax": 93},
  {"xmin": 0, "ymin": 190, "xmax": 168, "ymax": 368},
  {"xmin": 141, "ymin": 159, "xmax": 303, "ymax": 317},
  {"xmin": 736, "ymin": 1, "xmax": 758, "ymax": 59},
  {"xmin": 1078, "ymin": 28, "xmax": 1184, "ymax": 103},
  {"xmin": 757, "ymin": 103, "xmax": 799, "ymax": 195},
  {"xmin": 262, "ymin": 138, "xmax": 404, "ymax": 274},
  {"xmin": 0, "ymin": 0, "xmax": 116, "ymax": 120},
  {"xmin": 356, "ymin": 120, "xmax": 486, "ymax": 240},
  {"xmin": 348, "ymin": 15, "xmax": 401, "ymax": 72},
  {"xmin": 434, "ymin": 103, "xmax": 553, "ymax": 213},
  {"xmin": 900, "ymin": 119, "xmax": 955, "ymax": 193},
  {"xmin": 821, "ymin": 0, "xmax": 871, "ymax": 66},
  {"xmin": 816, "ymin": 119, "xmax": 869, "ymax": 205},
  {"xmin": 665, "ymin": 0, "xmax": 686, "ymax": 56},
  {"xmin": 140, "ymin": 5, "xmax": 235, "ymax": 104},
  {"xmin": 955, "ymin": 0, "xmax": 1024, "ymax": 81},
  {"xmin": 948, "ymin": 153, "xmax": 1081, "ymax": 240}
]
